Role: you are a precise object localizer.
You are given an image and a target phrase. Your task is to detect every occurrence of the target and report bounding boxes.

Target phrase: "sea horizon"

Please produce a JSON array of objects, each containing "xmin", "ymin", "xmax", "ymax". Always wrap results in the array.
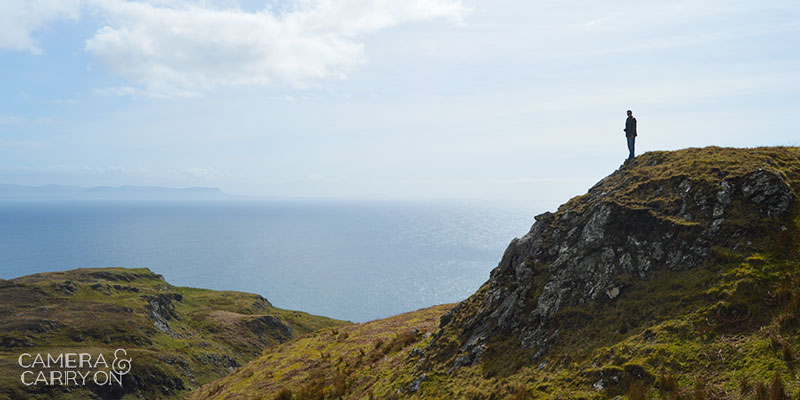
[{"xmin": 0, "ymin": 198, "xmax": 539, "ymax": 322}]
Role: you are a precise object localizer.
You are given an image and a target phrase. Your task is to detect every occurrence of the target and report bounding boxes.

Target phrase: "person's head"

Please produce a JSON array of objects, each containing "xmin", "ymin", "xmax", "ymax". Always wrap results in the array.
[{"xmin": 627, "ymin": 110, "xmax": 633, "ymax": 117}]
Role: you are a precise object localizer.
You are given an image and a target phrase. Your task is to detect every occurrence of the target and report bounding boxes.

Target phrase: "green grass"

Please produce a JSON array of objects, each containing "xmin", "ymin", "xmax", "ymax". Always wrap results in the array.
[
  {"xmin": 0, "ymin": 267, "xmax": 346, "ymax": 399},
  {"xmin": 189, "ymin": 304, "xmax": 453, "ymax": 400}
]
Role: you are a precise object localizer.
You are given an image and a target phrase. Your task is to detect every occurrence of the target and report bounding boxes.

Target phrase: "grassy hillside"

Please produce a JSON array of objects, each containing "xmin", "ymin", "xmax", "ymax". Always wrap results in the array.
[
  {"xmin": 0, "ymin": 267, "xmax": 345, "ymax": 400},
  {"xmin": 190, "ymin": 304, "xmax": 454, "ymax": 400},
  {"xmin": 194, "ymin": 146, "xmax": 800, "ymax": 399}
]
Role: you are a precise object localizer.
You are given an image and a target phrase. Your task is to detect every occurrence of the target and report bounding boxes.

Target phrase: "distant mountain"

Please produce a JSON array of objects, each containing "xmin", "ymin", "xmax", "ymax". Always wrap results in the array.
[{"xmin": 0, "ymin": 184, "xmax": 231, "ymax": 201}]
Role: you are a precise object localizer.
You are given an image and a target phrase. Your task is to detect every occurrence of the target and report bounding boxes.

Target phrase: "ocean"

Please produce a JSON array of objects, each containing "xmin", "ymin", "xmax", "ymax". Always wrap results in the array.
[{"xmin": 0, "ymin": 200, "xmax": 536, "ymax": 322}]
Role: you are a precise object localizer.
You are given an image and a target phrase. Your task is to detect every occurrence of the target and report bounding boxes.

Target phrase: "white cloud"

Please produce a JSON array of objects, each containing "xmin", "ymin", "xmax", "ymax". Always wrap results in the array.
[
  {"xmin": 0, "ymin": 0, "xmax": 468, "ymax": 94},
  {"xmin": 0, "ymin": 164, "xmax": 148, "ymax": 175},
  {"xmin": 0, "ymin": 115, "xmax": 27, "ymax": 125},
  {"xmin": 172, "ymin": 167, "xmax": 219, "ymax": 178},
  {"xmin": 305, "ymin": 173, "xmax": 351, "ymax": 184},
  {"xmin": 82, "ymin": 0, "xmax": 469, "ymax": 95},
  {"xmin": 0, "ymin": 0, "xmax": 82, "ymax": 54},
  {"xmin": 93, "ymin": 85, "xmax": 190, "ymax": 98},
  {"xmin": 92, "ymin": 86, "xmax": 139, "ymax": 97}
]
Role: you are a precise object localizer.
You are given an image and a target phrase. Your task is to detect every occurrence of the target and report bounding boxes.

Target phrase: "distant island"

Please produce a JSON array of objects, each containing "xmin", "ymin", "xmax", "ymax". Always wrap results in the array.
[{"xmin": 0, "ymin": 184, "xmax": 233, "ymax": 202}]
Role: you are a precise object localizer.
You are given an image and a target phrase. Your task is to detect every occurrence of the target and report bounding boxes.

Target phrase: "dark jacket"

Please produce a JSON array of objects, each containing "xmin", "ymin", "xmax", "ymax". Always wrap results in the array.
[{"xmin": 625, "ymin": 117, "xmax": 637, "ymax": 137}]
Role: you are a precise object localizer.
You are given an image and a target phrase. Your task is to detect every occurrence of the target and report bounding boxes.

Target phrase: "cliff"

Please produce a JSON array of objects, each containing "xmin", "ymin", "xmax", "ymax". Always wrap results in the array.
[
  {"xmin": 0, "ymin": 268, "xmax": 345, "ymax": 399},
  {"xmin": 194, "ymin": 146, "xmax": 800, "ymax": 399},
  {"xmin": 432, "ymin": 146, "xmax": 799, "ymax": 370}
]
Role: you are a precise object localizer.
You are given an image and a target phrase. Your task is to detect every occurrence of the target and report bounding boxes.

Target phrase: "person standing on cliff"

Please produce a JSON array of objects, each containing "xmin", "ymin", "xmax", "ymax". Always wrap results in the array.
[{"xmin": 624, "ymin": 109, "xmax": 637, "ymax": 161}]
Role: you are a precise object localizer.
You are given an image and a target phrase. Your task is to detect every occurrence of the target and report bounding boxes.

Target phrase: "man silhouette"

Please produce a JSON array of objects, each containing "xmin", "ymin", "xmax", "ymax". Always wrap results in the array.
[{"xmin": 624, "ymin": 109, "xmax": 637, "ymax": 160}]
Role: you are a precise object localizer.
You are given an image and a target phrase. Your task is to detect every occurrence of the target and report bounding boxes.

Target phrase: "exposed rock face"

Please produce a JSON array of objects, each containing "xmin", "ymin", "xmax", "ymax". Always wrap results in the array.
[
  {"xmin": 741, "ymin": 170, "xmax": 794, "ymax": 217},
  {"xmin": 434, "ymin": 149, "xmax": 797, "ymax": 371},
  {"xmin": 196, "ymin": 353, "xmax": 241, "ymax": 372},
  {"xmin": 143, "ymin": 293, "xmax": 183, "ymax": 334},
  {"xmin": 407, "ymin": 373, "xmax": 427, "ymax": 393},
  {"xmin": 55, "ymin": 280, "xmax": 78, "ymax": 294}
]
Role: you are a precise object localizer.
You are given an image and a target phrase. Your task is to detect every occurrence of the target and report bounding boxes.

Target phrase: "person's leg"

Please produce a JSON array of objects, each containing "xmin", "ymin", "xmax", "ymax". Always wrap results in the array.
[
  {"xmin": 627, "ymin": 137, "xmax": 635, "ymax": 159},
  {"xmin": 626, "ymin": 137, "xmax": 631, "ymax": 159}
]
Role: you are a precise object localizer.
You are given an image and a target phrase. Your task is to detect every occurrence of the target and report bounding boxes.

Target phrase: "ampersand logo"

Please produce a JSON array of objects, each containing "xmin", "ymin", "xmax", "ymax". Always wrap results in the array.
[{"xmin": 111, "ymin": 349, "xmax": 132, "ymax": 376}]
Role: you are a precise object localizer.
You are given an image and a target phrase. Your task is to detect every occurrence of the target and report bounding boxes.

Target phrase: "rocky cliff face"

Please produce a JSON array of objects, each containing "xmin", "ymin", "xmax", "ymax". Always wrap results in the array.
[{"xmin": 428, "ymin": 147, "xmax": 800, "ymax": 373}]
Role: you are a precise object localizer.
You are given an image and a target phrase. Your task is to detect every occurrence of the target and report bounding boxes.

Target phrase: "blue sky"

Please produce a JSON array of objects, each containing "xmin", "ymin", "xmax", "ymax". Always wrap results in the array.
[{"xmin": 1, "ymin": 0, "xmax": 799, "ymax": 207}]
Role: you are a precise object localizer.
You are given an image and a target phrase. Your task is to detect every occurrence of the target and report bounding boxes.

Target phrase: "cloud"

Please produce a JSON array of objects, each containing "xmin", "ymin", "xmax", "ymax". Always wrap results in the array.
[
  {"xmin": 82, "ymin": 0, "xmax": 469, "ymax": 96},
  {"xmin": 0, "ymin": 164, "xmax": 147, "ymax": 175},
  {"xmin": 1, "ymin": 0, "xmax": 468, "ymax": 95},
  {"xmin": 92, "ymin": 85, "xmax": 188, "ymax": 98},
  {"xmin": 304, "ymin": 173, "xmax": 351, "ymax": 184},
  {"xmin": 0, "ymin": 115, "xmax": 27, "ymax": 126},
  {"xmin": 0, "ymin": 0, "xmax": 82, "ymax": 54},
  {"xmin": 172, "ymin": 167, "xmax": 219, "ymax": 178}
]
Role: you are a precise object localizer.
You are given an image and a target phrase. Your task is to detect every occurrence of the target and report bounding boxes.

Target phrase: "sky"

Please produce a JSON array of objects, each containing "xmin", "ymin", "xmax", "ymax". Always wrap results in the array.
[{"xmin": 1, "ymin": 0, "xmax": 799, "ymax": 208}]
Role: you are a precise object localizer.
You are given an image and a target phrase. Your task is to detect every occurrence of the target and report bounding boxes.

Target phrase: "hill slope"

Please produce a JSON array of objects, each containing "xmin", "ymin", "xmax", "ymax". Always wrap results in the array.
[
  {"xmin": 195, "ymin": 146, "xmax": 800, "ymax": 399},
  {"xmin": 0, "ymin": 267, "xmax": 345, "ymax": 399},
  {"xmin": 190, "ymin": 304, "xmax": 454, "ymax": 400}
]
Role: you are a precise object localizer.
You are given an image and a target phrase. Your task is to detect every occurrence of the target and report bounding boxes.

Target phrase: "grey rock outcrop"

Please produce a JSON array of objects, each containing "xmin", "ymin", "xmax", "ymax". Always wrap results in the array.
[
  {"xmin": 143, "ymin": 293, "xmax": 183, "ymax": 335},
  {"xmin": 434, "ymin": 162, "xmax": 795, "ymax": 372}
]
